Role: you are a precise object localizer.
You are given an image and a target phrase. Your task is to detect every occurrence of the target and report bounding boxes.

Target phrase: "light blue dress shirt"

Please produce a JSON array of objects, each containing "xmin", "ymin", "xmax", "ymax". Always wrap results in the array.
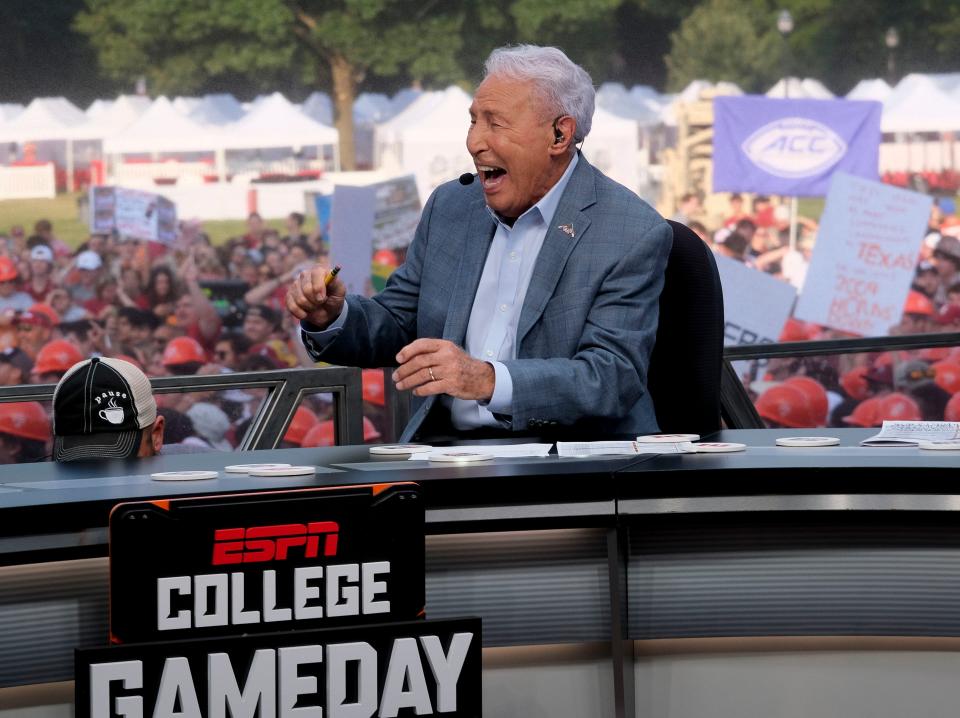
[{"xmin": 302, "ymin": 153, "xmax": 579, "ymax": 430}]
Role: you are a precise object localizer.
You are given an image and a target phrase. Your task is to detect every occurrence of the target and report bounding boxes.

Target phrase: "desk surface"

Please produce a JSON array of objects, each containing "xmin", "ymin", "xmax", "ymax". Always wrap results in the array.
[{"xmin": 1, "ymin": 428, "xmax": 958, "ymax": 541}]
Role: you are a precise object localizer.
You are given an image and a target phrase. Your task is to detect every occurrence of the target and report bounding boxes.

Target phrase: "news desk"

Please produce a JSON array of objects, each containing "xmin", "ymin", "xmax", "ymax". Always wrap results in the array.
[{"xmin": 3, "ymin": 429, "xmax": 960, "ymax": 718}]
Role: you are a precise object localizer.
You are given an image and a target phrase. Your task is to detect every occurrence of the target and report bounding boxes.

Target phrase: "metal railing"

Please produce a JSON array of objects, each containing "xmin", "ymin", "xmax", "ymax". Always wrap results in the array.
[{"xmin": 0, "ymin": 366, "xmax": 364, "ymax": 450}]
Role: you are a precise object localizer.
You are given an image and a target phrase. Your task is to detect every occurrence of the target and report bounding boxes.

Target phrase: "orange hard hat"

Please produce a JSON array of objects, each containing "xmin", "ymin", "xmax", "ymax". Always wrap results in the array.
[
  {"xmin": 283, "ymin": 406, "xmax": 319, "ymax": 446},
  {"xmin": 0, "ymin": 257, "xmax": 18, "ymax": 282},
  {"xmin": 363, "ymin": 415, "xmax": 381, "ymax": 442},
  {"xmin": 842, "ymin": 396, "xmax": 884, "ymax": 427},
  {"xmin": 372, "ymin": 249, "xmax": 399, "ymax": 268},
  {"xmin": 755, "ymin": 384, "xmax": 816, "ymax": 428},
  {"xmin": 876, "ymin": 392, "xmax": 922, "ymax": 422},
  {"xmin": 784, "ymin": 376, "xmax": 828, "ymax": 426},
  {"xmin": 840, "ymin": 366, "xmax": 871, "ymax": 401},
  {"xmin": 0, "ymin": 401, "xmax": 50, "ymax": 442},
  {"xmin": 27, "ymin": 302, "xmax": 59, "ymax": 326},
  {"xmin": 932, "ymin": 361, "xmax": 960, "ymax": 394},
  {"xmin": 904, "ymin": 290, "xmax": 935, "ymax": 317},
  {"xmin": 302, "ymin": 419, "xmax": 335, "ymax": 448},
  {"xmin": 779, "ymin": 318, "xmax": 811, "ymax": 342},
  {"xmin": 161, "ymin": 336, "xmax": 207, "ymax": 366},
  {"xmin": 945, "ymin": 393, "xmax": 960, "ymax": 422},
  {"xmin": 362, "ymin": 368, "xmax": 385, "ymax": 406},
  {"xmin": 919, "ymin": 347, "xmax": 951, "ymax": 362},
  {"xmin": 33, "ymin": 340, "xmax": 83, "ymax": 376}
]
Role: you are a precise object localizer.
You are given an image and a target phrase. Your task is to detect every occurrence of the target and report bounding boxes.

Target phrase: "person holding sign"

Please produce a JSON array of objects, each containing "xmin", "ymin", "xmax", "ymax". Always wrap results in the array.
[{"xmin": 287, "ymin": 45, "xmax": 671, "ymax": 441}]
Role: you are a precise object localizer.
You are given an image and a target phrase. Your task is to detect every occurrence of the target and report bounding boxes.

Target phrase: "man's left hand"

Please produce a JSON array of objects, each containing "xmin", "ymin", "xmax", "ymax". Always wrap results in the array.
[{"xmin": 393, "ymin": 339, "xmax": 495, "ymax": 400}]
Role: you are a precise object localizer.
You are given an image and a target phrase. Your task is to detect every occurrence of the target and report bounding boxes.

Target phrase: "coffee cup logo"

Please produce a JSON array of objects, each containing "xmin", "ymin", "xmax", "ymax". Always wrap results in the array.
[{"xmin": 99, "ymin": 397, "xmax": 125, "ymax": 425}]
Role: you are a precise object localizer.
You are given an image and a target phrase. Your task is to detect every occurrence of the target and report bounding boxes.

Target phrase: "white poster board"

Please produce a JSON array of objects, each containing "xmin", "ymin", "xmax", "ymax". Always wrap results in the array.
[
  {"xmin": 716, "ymin": 254, "xmax": 798, "ymax": 347},
  {"xmin": 329, "ymin": 175, "xmax": 421, "ymax": 297},
  {"xmin": 90, "ymin": 186, "xmax": 177, "ymax": 244},
  {"xmin": 794, "ymin": 173, "xmax": 931, "ymax": 336}
]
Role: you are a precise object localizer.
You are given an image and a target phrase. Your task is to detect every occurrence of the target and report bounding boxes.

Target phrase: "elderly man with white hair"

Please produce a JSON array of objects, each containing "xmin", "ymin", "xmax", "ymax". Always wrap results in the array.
[{"xmin": 288, "ymin": 44, "xmax": 672, "ymax": 441}]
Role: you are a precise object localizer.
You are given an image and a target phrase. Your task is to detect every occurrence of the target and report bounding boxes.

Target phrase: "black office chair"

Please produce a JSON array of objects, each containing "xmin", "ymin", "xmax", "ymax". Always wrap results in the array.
[{"xmin": 646, "ymin": 220, "xmax": 724, "ymax": 435}]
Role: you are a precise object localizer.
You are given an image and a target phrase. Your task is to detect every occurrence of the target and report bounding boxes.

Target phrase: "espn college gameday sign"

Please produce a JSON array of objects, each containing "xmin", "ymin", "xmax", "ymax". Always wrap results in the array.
[{"xmin": 77, "ymin": 483, "xmax": 482, "ymax": 717}]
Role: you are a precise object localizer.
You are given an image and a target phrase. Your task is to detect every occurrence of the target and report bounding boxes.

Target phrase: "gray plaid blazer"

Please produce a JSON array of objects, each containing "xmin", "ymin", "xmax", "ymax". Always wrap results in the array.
[{"xmin": 302, "ymin": 155, "xmax": 672, "ymax": 441}]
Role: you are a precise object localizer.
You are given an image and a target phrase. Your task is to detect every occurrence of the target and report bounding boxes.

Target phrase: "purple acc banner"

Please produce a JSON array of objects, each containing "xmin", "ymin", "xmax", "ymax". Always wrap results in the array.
[{"xmin": 713, "ymin": 96, "xmax": 882, "ymax": 197}]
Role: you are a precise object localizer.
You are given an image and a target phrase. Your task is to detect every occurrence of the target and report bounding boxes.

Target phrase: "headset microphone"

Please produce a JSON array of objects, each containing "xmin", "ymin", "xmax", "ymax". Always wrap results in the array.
[{"xmin": 459, "ymin": 173, "xmax": 475, "ymax": 185}]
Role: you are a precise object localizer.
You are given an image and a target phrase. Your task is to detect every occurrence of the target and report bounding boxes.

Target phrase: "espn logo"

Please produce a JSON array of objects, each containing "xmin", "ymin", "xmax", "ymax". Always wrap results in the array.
[{"xmin": 212, "ymin": 522, "xmax": 339, "ymax": 565}]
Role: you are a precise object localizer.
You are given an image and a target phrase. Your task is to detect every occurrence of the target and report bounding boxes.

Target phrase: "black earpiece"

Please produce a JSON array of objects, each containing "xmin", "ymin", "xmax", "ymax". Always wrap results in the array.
[{"xmin": 552, "ymin": 116, "xmax": 564, "ymax": 144}]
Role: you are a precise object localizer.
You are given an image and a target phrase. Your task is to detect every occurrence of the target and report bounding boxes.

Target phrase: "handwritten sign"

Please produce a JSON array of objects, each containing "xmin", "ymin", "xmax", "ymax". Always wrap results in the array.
[
  {"xmin": 329, "ymin": 175, "xmax": 420, "ymax": 296},
  {"xmin": 90, "ymin": 186, "xmax": 177, "ymax": 244},
  {"xmin": 715, "ymin": 254, "xmax": 797, "ymax": 347},
  {"xmin": 794, "ymin": 173, "xmax": 931, "ymax": 336}
]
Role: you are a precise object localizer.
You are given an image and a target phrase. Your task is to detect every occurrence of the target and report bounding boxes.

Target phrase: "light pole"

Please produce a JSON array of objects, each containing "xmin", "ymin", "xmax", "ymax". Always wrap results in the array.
[
  {"xmin": 777, "ymin": 10, "xmax": 794, "ymax": 98},
  {"xmin": 777, "ymin": 10, "xmax": 798, "ymax": 252},
  {"xmin": 885, "ymin": 27, "xmax": 899, "ymax": 86}
]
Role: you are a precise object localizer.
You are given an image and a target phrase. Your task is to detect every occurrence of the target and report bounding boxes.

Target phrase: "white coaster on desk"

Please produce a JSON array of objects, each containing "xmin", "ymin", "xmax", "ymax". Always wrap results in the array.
[
  {"xmin": 775, "ymin": 436, "xmax": 840, "ymax": 447},
  {"xmin": 428, "ymin": 450, "xmax": 494, "ymax": 463},
  {"xmin": 681, "ymin": 442, "xmax": 746, "ymax": 453},
  {"xmin": 918, "ymin": 440, "xmax": 960, "ymax": 451},
  {"xmin": 370, "ymin": 444, "xmax": 432, "ymax": 456},
  {"xmin": 151, "ymin": 470, "xmax": 218, "ymax": 481},
  {"xmin": 248, "ymin": 465, "xmax": 316, "ymax": 476},
  {"xmin": 224, "ymin": 463, "xmax": 292, "ymax": 473},
  {"xmin": 637, "ymin": 433, "xmax": 700, "ymax": 443}
]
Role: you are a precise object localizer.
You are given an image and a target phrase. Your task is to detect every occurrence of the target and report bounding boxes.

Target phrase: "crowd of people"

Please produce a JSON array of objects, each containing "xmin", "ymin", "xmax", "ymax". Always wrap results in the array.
[
  {"xmin": 0, "ymin": 188, "xmax": 958, "ymax": 460},
  {"xmin": 681, "ymin": 191, "xmax": 960, "ymax": 429},
  {"xmin": 0, "ymin": 212, "xmax": 393, "ymax": 462}
]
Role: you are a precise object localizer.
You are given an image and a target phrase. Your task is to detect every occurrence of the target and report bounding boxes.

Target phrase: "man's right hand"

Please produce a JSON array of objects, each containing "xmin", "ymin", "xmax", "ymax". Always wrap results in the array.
[{"xmin": 285, "ymin": 264, "xmax": 347, "ymax": 329}]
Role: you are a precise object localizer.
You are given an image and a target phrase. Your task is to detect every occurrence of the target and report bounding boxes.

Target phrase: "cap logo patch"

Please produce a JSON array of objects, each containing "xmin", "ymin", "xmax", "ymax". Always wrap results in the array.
[{"xmin": 95, "ymin": 392, "xmax": 127, "ymax": 425}]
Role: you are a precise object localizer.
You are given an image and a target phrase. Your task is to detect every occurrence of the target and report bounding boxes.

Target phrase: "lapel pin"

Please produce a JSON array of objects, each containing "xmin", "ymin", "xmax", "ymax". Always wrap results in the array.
[{"xmin": 558, "ymin": 223, "xmax": 575, "ymax": 238}]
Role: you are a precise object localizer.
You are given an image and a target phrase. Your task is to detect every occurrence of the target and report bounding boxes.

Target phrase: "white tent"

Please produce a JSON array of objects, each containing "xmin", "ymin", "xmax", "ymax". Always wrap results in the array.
[
  {"xmin": 85, "ymin": 95, "xmax": 152, "ymax": 136},
  {"xmin": 375, "ymin": 90, "xmax": 446, "ymax": 149},
  {"xmin": 882, "ymin": 75, "xmax": 960, "ymax": 133},
  {"xmin": 583, "ymin": 106, "xmax": 641, "ymax": 194},
  {"xmin": 597, "ymin": 82, "xmax": 663, "ymax": 126},
  {"xmin": 375, "ymin": 86, "xmax": 472, "ymax": 200},
  {"xmin": 846, "ymin": 78, "xmax": 892, "ymax": 102},
  {"xmin": 104, "ymin": 96, "xmax": 221, "ymax": 154},
  {"xmin": 924, "ymin": 73, "xmax": 960, "ymax": 98},
  {"xmin": 223, "ymin": 92, "xmax": 338, "ymax": 150},
  {"xmin": 85, "ymin": 99, "xmax": 113, "ymax": 120},
  {"xmin": 354, "ymin": 93, "xmax": 393, "ymax": 123},
  {"xmin": 301, "ymin": 92, "xmax": 333, "ymax": 126},
  {"xmin": 188, "ymin": 94, "xmax": 245, "ymax": 125},
  {"xmin": 0, "ymin": 97, "xmax": 93, "ymax": 142},
  {"xmin": 390, "ymin": 88, "xmax": 423, "ymax": 115},
  {"xmin": 766, "ymin": 78, "xmax": 834, "ymax": 99},
  {"xmin": 0, "ymin": 103, "xmax": 23, "ymax": 122},
  {"xmin": 172, "ymin": 97, "xmax": 201, "ymax": 115}
]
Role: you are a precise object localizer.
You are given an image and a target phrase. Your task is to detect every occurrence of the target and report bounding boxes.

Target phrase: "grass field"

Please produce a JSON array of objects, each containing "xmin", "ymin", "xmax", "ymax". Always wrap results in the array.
[{"xmin": 0, "ymin": 193, "xmax": 314, "ymax": 249}]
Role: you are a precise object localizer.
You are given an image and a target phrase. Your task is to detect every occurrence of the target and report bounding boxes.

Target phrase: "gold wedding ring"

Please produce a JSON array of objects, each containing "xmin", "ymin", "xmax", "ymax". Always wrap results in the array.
[{"xmin": 428, "ymin": 367, "xmax": 437, "ymax": 382}]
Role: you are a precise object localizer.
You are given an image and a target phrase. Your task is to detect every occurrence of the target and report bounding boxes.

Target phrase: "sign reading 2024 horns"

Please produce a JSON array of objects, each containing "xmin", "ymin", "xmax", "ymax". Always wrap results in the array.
[
  {"xmin": 109, "ymin": 483, "xmax": 425, "ymax": 644},
  {"xmin": 75, "ymin": 617, "xmax": 481, "ymax": 718}
]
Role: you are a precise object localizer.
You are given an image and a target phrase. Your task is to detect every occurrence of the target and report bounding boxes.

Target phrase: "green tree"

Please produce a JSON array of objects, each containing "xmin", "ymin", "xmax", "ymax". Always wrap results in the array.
[
  {"xmin": 665, "ymin": 0, "xmax": 782, "ymax": 93},
  {"xmin": 75, "ymin": 0, "xmax": 466, "ymax": 169}
]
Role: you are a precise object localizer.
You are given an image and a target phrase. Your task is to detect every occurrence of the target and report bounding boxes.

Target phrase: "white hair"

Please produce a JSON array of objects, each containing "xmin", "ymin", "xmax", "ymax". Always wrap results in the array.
[{"xmin": 483, "ymin": 44, "xmax": 595, "ymax": 143}]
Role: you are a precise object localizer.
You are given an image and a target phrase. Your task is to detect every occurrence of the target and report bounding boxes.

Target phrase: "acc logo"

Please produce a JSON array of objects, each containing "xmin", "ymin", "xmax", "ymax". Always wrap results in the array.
[
  {"xmin": 741, "ymin": 117, "xmax": 847, "ymax": 178},
  {"xmin": 212, "ymin": 521, "xmax": 339, "ymax": 565}
]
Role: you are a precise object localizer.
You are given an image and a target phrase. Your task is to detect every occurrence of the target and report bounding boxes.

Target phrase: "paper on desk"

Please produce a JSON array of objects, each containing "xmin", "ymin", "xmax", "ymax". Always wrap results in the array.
[
  {"xmin": 556, "ymin": 441, "xmax": 695, "ymax": 457},
  {"xmin": 861, "ymin": 420, "xmax": 960, "ymax": 447},
  {"xmin": 407, "ymin": 443, "xmax": 553, "ymax": 460}
]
